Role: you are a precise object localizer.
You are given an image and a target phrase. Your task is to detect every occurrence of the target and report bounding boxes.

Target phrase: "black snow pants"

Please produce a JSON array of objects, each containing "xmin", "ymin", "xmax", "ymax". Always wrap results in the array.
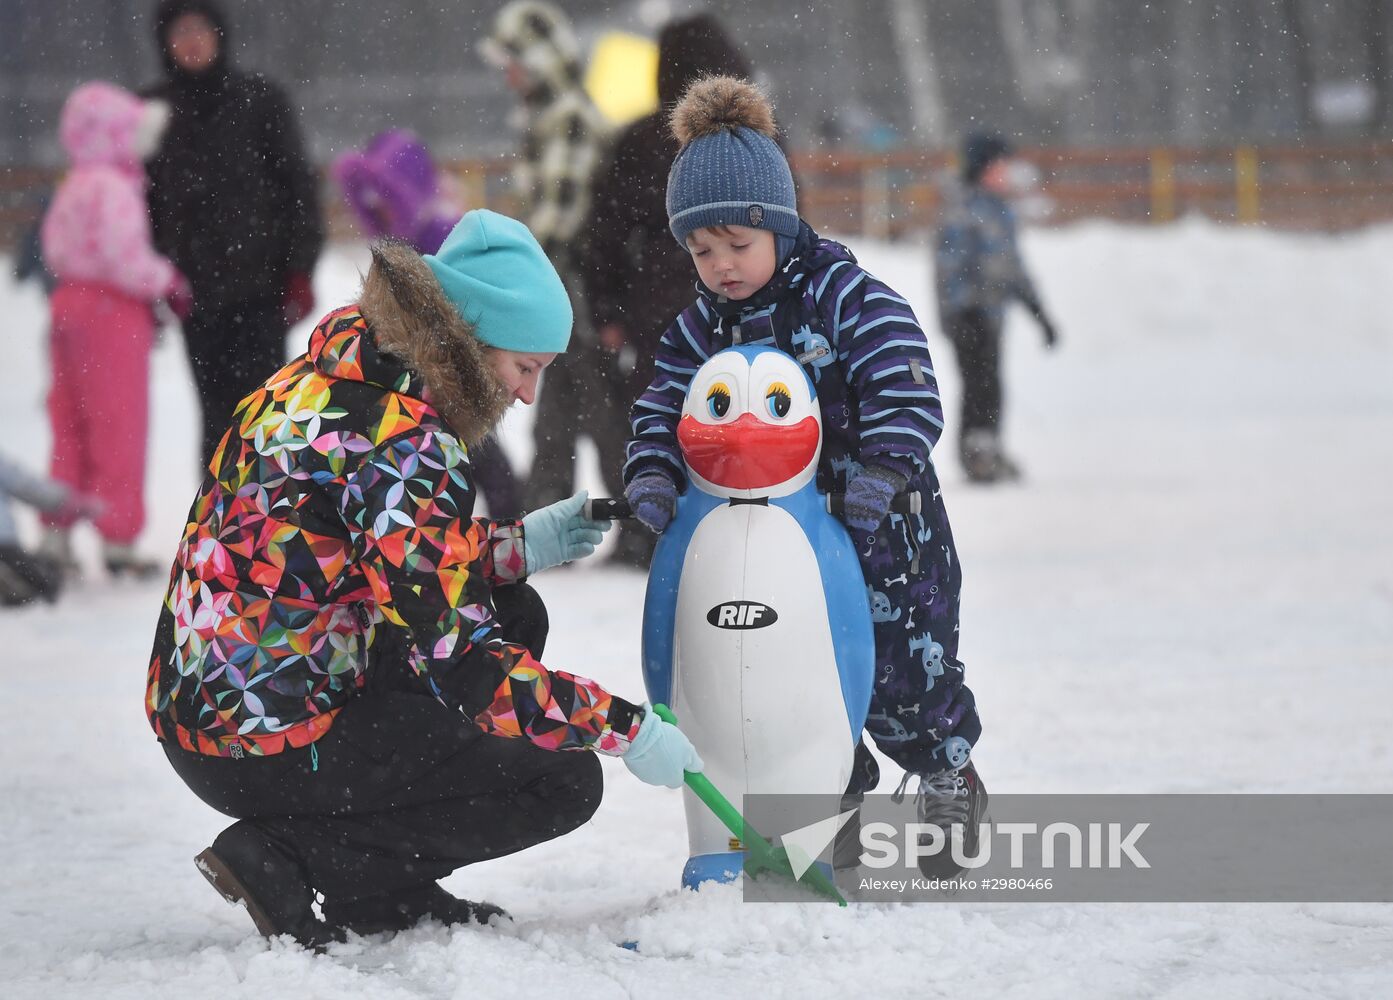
[
  {"xmin": 524, "ymin": 341, "xmax": 630, "ymax": 507},
  {"xmin": 162, "ymin": 583, "xmax": 603, "ymax": 909},
  {"xmin": 181, "ymin": 296, "xmax": 289, "ymax": 469},
  {"xmin": 943, "ymin": 306, "xmax": 1005, "ymax": 440}
]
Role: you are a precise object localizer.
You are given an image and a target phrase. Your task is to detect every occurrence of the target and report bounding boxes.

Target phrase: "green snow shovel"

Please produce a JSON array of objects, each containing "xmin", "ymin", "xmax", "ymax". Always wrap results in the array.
[{"xmin": 652, "ymin": 703, "xmax": 847, "ymax": 906}]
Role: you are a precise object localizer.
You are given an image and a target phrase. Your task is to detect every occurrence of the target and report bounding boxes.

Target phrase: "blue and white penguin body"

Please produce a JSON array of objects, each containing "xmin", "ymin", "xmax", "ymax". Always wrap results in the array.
[{"xmin": 641, "ymin": 345, "xmax": 874, "ymax": 887}]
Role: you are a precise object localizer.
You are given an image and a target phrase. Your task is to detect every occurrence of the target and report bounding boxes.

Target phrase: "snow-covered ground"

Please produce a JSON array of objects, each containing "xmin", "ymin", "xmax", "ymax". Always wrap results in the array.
[{"xmin": 2, "ymin": 219, "xmax": 1391, "ymax": 998}]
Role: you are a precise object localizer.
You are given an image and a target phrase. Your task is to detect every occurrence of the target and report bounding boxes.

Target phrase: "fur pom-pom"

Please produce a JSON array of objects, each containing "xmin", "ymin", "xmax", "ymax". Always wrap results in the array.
[{"xmin": 670, "ymin": 75, "xmax": 778, "ymax": 147}]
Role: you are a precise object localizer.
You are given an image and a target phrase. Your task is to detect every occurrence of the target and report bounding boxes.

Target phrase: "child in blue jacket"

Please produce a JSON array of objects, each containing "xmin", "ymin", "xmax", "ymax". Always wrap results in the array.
[
  {"xmin": 621, "ymin": 77, "xmax": 985, "ymax": 847},
  {"xmin": 935, "ymin": 131, "xmax": 1060, "ymax": 483}
]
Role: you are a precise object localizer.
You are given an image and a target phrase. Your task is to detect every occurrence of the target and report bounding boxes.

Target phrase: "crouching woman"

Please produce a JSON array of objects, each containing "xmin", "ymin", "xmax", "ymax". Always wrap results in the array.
[{"xmin": 145, "ymin": 210, "xmax": 700, "ymax": 946}]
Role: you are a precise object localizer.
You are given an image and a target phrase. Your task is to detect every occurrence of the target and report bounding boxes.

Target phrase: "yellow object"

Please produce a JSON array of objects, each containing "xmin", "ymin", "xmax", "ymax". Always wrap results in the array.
[
  {"xmin": 1235, "ymin": 145, "xmax": 1261, "ymax": 224},
  {"xmin": 585, "ymin": 31, "xmax": 659, "ymax": 126}
]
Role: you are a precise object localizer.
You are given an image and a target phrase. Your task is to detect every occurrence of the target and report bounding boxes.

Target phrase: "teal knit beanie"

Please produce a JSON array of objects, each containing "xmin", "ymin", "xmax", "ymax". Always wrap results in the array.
[{"xmin": 423, "ymin": 209, "xmax": 572, "ymax": 353}]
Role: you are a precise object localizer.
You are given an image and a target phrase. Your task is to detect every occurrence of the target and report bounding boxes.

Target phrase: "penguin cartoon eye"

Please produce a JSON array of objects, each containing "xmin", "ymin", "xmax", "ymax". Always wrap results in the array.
[
  {"xmin": 765, "ymin": 381, "xmax": 792, "ymax": 419},
  {"xmin": 706, "ymin": 382, "xmax": 732, "ymax": 419}
]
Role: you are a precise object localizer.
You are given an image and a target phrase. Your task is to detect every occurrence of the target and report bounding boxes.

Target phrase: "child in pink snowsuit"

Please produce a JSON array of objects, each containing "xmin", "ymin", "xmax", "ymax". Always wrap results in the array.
[{"xmin": 40, "ymin": 81, "xmax": 190, "ymax": 574}]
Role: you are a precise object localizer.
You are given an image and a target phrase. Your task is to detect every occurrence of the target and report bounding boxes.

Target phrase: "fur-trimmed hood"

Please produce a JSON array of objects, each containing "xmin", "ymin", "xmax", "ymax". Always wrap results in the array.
[{"xmin": 356, "ymin": 239, "xmax": 512, "ymax": 446}]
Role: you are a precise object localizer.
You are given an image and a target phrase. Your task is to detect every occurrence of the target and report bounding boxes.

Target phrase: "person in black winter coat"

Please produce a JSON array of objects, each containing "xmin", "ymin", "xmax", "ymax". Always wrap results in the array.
[
  {"xmin": 145, "ymin": 0, "xmax": 324, "ymax": 469},
  {"xmin": 12, "ymin": 193, "xmax": 56, "ymax": 296},
  {"xmin": 581, "ymin": 14, "xmax": 753, "ymax": 410},
  {"xmin": 579, "ymin": 14, "xmax": 753, "ymax": 567}
]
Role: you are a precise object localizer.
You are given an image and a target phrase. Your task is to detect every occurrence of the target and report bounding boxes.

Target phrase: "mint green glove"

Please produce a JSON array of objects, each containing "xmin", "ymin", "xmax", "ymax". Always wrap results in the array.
[
  {"xmin": 623, "ymin": 705, "xmax": 704, "ymax": 788},
  {"xmin": 521, "ymin": 490, "xmax": 610, "ymax": 575}
]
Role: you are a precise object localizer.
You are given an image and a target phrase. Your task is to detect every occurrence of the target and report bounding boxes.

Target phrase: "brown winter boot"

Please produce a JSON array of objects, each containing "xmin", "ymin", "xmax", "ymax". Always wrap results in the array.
[{"xmin": 195, "ymin": 823, "xmax": 335, "ymax": 948}]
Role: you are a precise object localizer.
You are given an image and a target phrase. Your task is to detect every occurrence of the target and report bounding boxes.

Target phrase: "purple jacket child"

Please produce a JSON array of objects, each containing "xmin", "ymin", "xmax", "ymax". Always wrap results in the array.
[
  {"xmin": 332, "ymin": 130, "xmax": 458, "ymax": 256},
  {"xmin": 332, "ymin": 130, "xmax": 522, "ymax": 517}
]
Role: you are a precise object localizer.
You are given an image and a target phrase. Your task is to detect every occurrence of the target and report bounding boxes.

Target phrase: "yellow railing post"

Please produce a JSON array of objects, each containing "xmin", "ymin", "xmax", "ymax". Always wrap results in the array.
[
  {"xmin": 1150, "ymin": 148, "xmax": 1176, "ymax": 222},
  {"xmin": 1235, "ymin": 145, "xmax": 1260, "ymax": 223}
]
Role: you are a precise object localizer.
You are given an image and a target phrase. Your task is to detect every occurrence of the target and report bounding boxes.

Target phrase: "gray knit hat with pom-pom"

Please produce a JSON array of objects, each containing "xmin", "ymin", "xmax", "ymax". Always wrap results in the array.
[{"xmin": 666, "ymin": 76, "xmax": 799, "ymax": 255}]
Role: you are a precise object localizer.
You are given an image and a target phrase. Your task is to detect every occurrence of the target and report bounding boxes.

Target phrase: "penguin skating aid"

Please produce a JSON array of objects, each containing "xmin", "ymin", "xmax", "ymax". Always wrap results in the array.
[{"xmin": 640, "ymin": 346, "xmax": 875, "ymax": 889}]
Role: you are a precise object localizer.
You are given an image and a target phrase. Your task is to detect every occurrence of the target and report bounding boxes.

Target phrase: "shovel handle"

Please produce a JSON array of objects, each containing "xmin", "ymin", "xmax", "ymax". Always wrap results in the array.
[
  {"xmin": 583, "ymin": 497, "xmax": 632, "ymax": 520},
  {"xmin": 651, "ymin": 703, "xmax": 745, "ymax": 840}
]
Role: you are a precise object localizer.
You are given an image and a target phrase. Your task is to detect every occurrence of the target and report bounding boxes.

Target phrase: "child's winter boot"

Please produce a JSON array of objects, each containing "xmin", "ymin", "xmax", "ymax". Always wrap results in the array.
[
  {"xmin": 994, "ymin": 447, "xmax": 1023, "ymax": 482},
  {"xmin": 962, "ymin": 430, "xmax": 1022, "ymax": 484},
  {"xmin": 961, "ymin": 430, "xmax": 1001, "ymax": 482},
  {"xmin": 103, "ymin": 541, "xmax": 162, "ymax": 579},
  {"xmin": 0, "ymin": 544, "xmax": 64, "ymax": 606},
  {"xmin": 895, "ymin": 760, "xmax": 989, "ymax": 880},
  {"xmin": 37, "ymin": 526, "xmax": 77, "ymax": 573},
  {"xmin": 833, "ymin": 741, "xmax": 881, "ymax": 869}
]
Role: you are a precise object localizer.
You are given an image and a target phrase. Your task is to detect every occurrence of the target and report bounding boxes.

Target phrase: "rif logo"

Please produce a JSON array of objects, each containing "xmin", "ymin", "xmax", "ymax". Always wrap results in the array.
[
  {"xmin": 707, "ymin": 601, "xmax": 779, "ymax": 629},
  {"xmin": 747, "ymin": 204, "xmax": 765, "ymax": 227}
]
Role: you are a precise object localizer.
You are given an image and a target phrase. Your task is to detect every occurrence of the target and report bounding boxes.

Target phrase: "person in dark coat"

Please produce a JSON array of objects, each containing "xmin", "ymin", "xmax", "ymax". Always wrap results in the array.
[
  {"xmin": 144, "ymin": 0, "xmax": 325, "ymax": 469},
  {"xmin": 934, "ymin": 132, "xmax": 1060, "ymax": 483},
  {"xmin": 578, "ymin": 14, "xmax": 752, "ymax": 566},
  {"xmin": 581, "ymin": 15, "xmax": 752, "ymax": 408},
  {"xmin": 12, "ymin": 193, "xmax": 56, "ymax": 296}
]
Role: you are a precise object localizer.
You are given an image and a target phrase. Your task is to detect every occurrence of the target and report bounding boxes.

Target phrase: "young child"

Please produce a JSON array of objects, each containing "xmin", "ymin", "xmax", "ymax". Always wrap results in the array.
[
  {"xmin": 331, "ymin": 129, "xmax": 522, "ymax": 515},
  {"xmin": 621, "ymin": 77, "xmax": 985, "ymax": 851},
  {"xmin": 331, "ymin": 129, "xmax": 461, "ymax": 261},
  {"xmin": 40, "ymin": 81, "xmax": 191, "ymax": 576},
  {"xmin": 935, "ymin": 131, "xmax": 1060, "ymax": 483}
]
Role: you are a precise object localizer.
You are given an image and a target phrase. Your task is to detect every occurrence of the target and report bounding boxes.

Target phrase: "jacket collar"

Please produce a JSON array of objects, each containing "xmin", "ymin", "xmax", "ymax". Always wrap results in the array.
[
  {"xmin": 314, "ymin": 240, "xmax": 513, "ymax": 447},
  {"xmin": 306, "ymin": 309, "xmax": 419, "ymax": 394}
]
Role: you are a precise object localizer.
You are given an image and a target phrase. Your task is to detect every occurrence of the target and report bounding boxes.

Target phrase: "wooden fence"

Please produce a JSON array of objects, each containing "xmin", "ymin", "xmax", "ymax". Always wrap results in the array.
[
  {"xmin": 3, "ymin": 142, "xmax": 1392, "ymax": 252},
  {"xmin": 788, "ymin": 142, "xmax": 1393, "ymax": 235}
]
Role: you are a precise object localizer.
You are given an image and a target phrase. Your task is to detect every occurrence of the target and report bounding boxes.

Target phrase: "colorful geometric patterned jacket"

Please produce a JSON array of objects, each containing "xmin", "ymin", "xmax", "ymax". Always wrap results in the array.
[{"xmin": 146, "ymin": 241, "xmax": 643, "ymax": 758}]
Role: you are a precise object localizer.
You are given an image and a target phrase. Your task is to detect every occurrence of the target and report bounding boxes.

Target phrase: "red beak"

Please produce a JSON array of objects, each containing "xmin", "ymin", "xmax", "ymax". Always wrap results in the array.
[{"xmin": 678, "ymin": 413, "xmax": 820, "ymax": 491}]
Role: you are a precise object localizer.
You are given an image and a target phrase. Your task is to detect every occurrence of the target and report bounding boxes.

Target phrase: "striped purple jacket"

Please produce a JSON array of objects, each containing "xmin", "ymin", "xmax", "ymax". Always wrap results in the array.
[
  {"xmin": 623, "ymin": 225, "xmax": 977, "ymax": 776},
  {"xmin": 624, "ymin": 224, "xmax": 946, "ymax": 496}
]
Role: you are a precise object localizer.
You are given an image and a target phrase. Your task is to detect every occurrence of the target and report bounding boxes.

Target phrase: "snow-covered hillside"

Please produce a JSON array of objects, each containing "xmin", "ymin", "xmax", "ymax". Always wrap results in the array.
[{"xmin": 2, "ymin": 219, "xmax": 1391, "ymax": 998}]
